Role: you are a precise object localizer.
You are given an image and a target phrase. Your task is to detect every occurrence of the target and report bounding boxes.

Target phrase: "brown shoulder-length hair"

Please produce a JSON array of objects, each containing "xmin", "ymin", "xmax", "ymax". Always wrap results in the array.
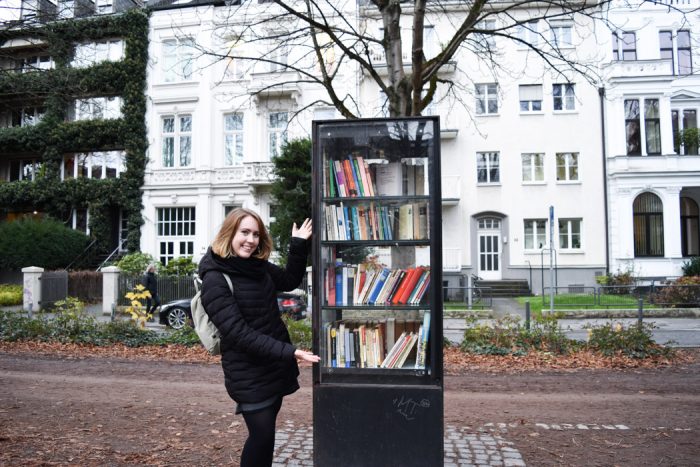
[{"xmin": 211, "ymin": 208, "xmax": 273, "ymax": 260}]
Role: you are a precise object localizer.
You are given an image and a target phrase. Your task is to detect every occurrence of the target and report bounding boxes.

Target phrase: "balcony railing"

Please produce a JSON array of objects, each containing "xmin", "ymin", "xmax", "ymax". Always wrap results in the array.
[{"xmin": 442, "ymin": 248, "xmax": 462, "ymax": 272}]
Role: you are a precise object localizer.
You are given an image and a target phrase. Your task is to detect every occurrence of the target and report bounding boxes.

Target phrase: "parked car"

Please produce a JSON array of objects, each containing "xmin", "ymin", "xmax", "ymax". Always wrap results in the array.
[{"xmin": 159, "ymin": 291, "xmax": 307, "ymax": 329}]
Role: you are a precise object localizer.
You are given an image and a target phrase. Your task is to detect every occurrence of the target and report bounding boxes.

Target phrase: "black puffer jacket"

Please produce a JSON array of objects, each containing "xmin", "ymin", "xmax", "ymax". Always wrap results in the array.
[{"xmin": 197, "ymin": 237, "xmax": 308, "ymax": 404}]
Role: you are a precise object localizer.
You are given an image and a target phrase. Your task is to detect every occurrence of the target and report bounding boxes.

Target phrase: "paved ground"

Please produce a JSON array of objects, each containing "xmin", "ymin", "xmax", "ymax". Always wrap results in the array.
[{"xmin": 2, "ymin": 349, "xmax": 698, "ymax": 466}]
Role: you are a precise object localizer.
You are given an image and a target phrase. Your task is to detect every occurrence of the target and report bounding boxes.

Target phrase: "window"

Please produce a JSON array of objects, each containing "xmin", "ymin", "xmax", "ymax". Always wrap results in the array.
[
  {"xmin": 223, "ymin": 36, "xmax": 246, "ymax": 80},
  {"xmin": 517, "ymin": 20, "xmax": 539, "ymax": 45},
  {"xmin": 558, "ymin": 218, "xmax": 581, "ymax": 250},
  {"xmin": 475, "ymin": 83, "xmax": 498, "ymax": 115},
  {"xmin": 519, "ymin": 84, "xmax": 542, "ymax": 112},
  {"xmin": 521, "ymin": 153, "xmax": 544, "ymax": 182},
  {"xmin": 267, "ymin": 42, "xmax": 288, "ymax": 72},
  {"xmin": 475, "ymin": 19, "xmax": 496, "ymax": 49},
  {"xmin": 681, "ymin": 197, "xmax": 699, "ymax": 257},
  {"xmin": 677, "ymin": 30, "xmax": 692, "ymax": 75},
  {"xmin": 672, "ymin": 109, "xmax": 698, "ymax": 155},
  {"xmin": 224, "ymin": 113, "xmax": 244, "ymax": 166},
  {"xmin": 72, "ymin": 40, "xmax": 124, "ymax": 68},
  {"xmin": 644, "ymin": 99, "xmax": 661, "ymax": 155},
  {"xmin": 477, "ymin": 152, "xmax": 499, "ymax": 184},
  {"xmin": 157, "ymin": 207, "xmax": 196, "ymax": 264},
  {"xmin": 8, "ymin": 158, "xmax": 41, "ymax": 181},
  {"xmin": 95, "ymin": 0, "xmax": 113, "ymax": 14},
  {"xmin": 1, "ymin": 107, "xmax": 46, "ymax": 127},
  {"xmin": 556, "ymin": 152, "xmax": 578, "ymax": 181},
  {"xmin": 268, "ymin": 112, "xmax": 288, "ymax": 159},
  {"xmin": 478, "ymin": 218, "xmax": 500, "ymax": 229},
  {"xmin": 62, "ymin": 151, "xmax": 125, "ymax": 180},
  {"xmin": 553, "ymin": 83, "xmax": 575, "ymax": 111},
  {"xmin": 633, "ymin": 192, "xmax": 664, "ymax": 257},
  {"xmin": 162, "ymin": 38, "xmax": 195, "ymax": 83},
  {"xmin": 21, "ymin": 55, "xmax": 53, "ymax": 72},
  {"xmin": 625, "ymin": 98, "xmax": 661, "ymax": 156},
  {"xmin": 660, "ymin": 30, "xmax": 692, "ymax": 75},
  {"xmin": 162, "ymin": 115, "xmax": 192, "ymax": 168},
  {"xmin": 613, "ymin": 32, "xmax": 636, "ymax": 61},
  {"xmin": 524, "ymin": 219, "xmax": 547, "ymax": 250},
  {"xmin": 74, "ymin": 97, "xmax": 122, "ymax": 120},
  {"xmin": 550, "ymin": 23, "xmax": 572, "ymax": 47}
]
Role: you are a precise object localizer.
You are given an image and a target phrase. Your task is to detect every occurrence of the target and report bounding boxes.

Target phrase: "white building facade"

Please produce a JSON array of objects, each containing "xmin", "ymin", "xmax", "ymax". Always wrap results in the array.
[
  {"xmin": 140, "ymin": 0, "xmax": 699, "ymax": 292},
  {"xmin": 603, "ymin": 0, "xmax": 700, "ymax": 279}
]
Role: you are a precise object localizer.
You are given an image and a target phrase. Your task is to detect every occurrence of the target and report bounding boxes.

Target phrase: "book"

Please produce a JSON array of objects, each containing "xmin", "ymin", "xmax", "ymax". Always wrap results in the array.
[
  {"xmin": 375, "ymin": 162, "xmax": 402, "ymax": 196},
  {"xmin": 334, "ymin": 160, "xmax": 347, "ymax": 197},
  {"xmin": 396, "ymin": 266, "xmax": 424, "ymax": 304},
  {"xmin": 330, "ymin": 326, "xmax": 337, "ymax": 367},
  {"xmin": 411, "ymin": 270, "xmax": 431, "ymax": 305},
  {"xmin": 367, "ymin": 268, "xmax": 390, "ymax": 305},
  {"xmin": 391, "ymin": 267, "xmax": 417, "ymax": 305},
  {"xmin": 342, "ymin": 159, "xmax": 358, "ymax": 196},
  {"xmin": 352, "ymin": 157, "xmax": 365, "ymax": 196},
  {"xmin": 415, "ymin": 311, "xmax": 431, "ymax": 369},
  {"xmin": 393, "ymin": 332, "xmax": 418, "ymax": 368},
  {"xmin": 398, "ymin": 203, "xmax": 414, "ymax": 240},
  {"xmin": 337, "ymin": 322, "xmax": 346, "ymax": 367},
  {"xmin": 356, "ymin": 156, "xmax": 373, "ymax": 197}
]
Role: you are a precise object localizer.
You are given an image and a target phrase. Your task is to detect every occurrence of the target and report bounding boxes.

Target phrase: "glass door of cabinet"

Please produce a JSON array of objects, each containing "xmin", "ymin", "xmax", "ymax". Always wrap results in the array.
[{"xmin": 313, "ymin": 117, "xmax": 441, "ymax": 384}]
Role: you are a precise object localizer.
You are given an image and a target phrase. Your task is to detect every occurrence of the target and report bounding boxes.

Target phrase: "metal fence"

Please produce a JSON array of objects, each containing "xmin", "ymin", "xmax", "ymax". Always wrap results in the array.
[
  {"xmin": 40, "ymin": 271, "xmax": 68, "ymax": 309},
  {"xmin": 117, "ymin": 275, "xmax": 197, "ymax": 307},
  {"xmin": 443, "ymin": 286, "xmax": 493, "ymax": 309},
  {"xmin": 542, "ymin": 284, "xmax": 700, "ymax": 308}
]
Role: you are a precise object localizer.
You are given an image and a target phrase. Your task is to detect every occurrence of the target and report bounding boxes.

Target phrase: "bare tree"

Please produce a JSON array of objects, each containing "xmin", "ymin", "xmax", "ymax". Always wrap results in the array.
[{"xmin": 181, "ymin": 0, "xmax": 697, "ymax": 119}]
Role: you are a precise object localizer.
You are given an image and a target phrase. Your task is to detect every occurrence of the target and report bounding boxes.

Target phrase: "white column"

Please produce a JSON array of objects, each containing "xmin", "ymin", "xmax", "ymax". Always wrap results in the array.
[
  {"xmin": 22, "ymin": 266, "xmax": 43, "ymax": 313},
  {"xmin": 664, "ymin": 187, "xmax": 683, "ymax": 258},
  {"xmin": 102, "ymin": 265, "xmax": 121, "ymax": 316}
]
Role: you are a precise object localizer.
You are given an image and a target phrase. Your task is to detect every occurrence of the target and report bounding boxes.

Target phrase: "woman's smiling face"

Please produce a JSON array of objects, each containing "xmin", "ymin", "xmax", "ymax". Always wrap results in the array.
[{"xmin": 231, "ymin": 215, "xmax": 260, "ymax": 258}]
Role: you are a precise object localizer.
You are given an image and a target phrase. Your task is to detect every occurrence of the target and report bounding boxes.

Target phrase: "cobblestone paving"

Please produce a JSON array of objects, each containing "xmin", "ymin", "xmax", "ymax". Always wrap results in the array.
[{"xmin": 272, "ymin": 421, "xmax": 526, "ymax": 466}]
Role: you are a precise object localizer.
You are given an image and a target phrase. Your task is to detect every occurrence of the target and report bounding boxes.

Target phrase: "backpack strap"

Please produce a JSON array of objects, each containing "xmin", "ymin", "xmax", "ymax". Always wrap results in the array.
[{"xmin": 222, "ymin": 272, "xmax": 235, "ymax": 296}]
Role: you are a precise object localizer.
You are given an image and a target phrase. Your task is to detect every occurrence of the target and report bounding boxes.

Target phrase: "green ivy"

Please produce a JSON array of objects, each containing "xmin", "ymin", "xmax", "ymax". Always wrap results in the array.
[{"xmin": 0, "ymin": 8, "xmax": 149, "ymax": 253}]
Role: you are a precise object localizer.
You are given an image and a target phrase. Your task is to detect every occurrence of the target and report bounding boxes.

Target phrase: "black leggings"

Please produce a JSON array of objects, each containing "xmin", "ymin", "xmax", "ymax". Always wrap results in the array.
[{"xmin": 240, "ymin": 397, "xmax": 283, "ymax": 467}]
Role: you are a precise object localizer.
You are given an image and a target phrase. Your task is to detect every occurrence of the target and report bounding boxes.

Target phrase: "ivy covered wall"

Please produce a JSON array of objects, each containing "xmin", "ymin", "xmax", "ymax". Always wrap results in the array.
[{"xmin": 0, "ymin": 8, "xmax": 149, "ymax": 254}]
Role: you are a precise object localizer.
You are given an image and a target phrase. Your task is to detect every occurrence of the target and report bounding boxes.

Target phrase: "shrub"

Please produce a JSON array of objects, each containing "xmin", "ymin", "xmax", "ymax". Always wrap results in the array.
[
  {"xmin": 0, "ymin": 284, "xmax": 23, "ymax": 306},
  {"xmin": 585, "ymin": 321, "xmax": 674, "ymax": 359},
  {"xmin": 116, "ymin": 252, "xmax": 158, "ymax": 275},
  {"xmin": 161, "ymin": 257, "xmax": 197, "ymax": 276},
  {"xmin": 651, "ymin": 276, "xmax": 700, "ymax": 307},
  {"xmin": 460, "ymin": 313, "xmax": 575, "ymax": 356},
  {"xmin": 681, "ymin": 256, "xmax": 700, "ymax": 276},
  {"xmin": 0, "ymin": 218, "xmax": 91, "ymax": 270},
  {"xmin": 596, "ymin": 266, "xmax": 636, "ymax": 294}
]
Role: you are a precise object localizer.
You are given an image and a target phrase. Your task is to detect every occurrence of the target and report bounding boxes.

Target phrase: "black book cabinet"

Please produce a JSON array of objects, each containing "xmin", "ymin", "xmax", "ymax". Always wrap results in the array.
[{"xmin": 311, "ymin": 117, "xmax": 444, "ymax": 466}]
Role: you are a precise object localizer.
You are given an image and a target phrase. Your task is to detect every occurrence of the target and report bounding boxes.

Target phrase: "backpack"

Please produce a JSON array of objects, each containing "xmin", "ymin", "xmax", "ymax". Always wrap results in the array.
[{"xmin": 191, "ymin": 272, "xmax": 234, "ymax": 356}]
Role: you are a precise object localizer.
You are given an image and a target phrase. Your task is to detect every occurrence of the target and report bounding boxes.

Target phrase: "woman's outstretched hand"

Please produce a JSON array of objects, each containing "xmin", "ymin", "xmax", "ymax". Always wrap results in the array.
[
  {"xmin": 294, "ymin": 349, "xmax": 321, "ymax": 363},
  {"xmin": 291, "ymin": 218, "xmax": 312, "ymax": 240}
]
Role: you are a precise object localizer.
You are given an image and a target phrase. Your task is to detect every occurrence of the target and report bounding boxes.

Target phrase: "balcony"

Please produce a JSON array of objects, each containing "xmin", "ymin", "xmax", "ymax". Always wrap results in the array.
[
  {"xmin": 442, "ymin": 174, "xmax": 460, "ymax": 205},
  {"xmin": 146, "ymin": 161, "xmax": 275, "ymax": 186},
  {"xmin": 604, "ymin": 59, "xmax": 674, "ymax": 81},
  {"xmin": 442, "ymin": 248, "xmax": 462, "ymax": 272},
  {"xmin": 608, "ymin": 153, "xmax": 700, "ymax": 176}
]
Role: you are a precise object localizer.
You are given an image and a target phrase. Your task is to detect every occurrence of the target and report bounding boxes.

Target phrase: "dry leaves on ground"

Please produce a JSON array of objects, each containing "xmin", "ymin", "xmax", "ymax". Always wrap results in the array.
[{"xmin": 1, "ymin": 341, "xmax": 696, "ymax": 373}]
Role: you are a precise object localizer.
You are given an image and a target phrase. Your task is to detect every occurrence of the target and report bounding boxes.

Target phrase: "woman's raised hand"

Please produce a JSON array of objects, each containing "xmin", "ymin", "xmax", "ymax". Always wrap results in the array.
[{"xmin": 291, "ymin": 218, "xmax": 312, "ymax": 240}]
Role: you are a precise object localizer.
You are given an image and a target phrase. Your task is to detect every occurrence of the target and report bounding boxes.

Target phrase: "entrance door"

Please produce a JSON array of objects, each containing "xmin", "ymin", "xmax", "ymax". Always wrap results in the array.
[{"xmin": 477, "ymin": 218, "xmax": 501, "ymax": 280}]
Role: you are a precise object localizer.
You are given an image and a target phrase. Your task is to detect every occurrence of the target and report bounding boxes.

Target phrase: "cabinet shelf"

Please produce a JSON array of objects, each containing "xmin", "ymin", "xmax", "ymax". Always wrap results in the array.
[
  {"xmin": 321, "ymin": 240, "xmax": 430, "ymax": 247},
  {"xmin": 323, "ymin": 195, "xmax": 430, "ymax": 203}
]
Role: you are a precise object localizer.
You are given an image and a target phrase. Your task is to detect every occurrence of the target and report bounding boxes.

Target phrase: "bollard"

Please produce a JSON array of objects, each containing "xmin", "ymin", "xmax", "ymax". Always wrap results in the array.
[
  {"xmin": 637, "ymin": 298, "xmax": 643, "ymax": 326},
  {"xmin": 28, "ymin": 303, "xmax": 33, "ymax": 319},
  {"xmin": 111, "ymin": 303, "xmax": 116, "ymax": 322},
  {"xmin": 525, "ymin": 301, "xmax": 531, "ymax": 330}
]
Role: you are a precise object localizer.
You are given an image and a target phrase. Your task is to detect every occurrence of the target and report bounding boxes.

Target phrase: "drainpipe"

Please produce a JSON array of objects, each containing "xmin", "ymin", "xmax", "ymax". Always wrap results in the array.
[{"xmin": 599, "ymin": 86, "xmax": 610, "ymax": 275}]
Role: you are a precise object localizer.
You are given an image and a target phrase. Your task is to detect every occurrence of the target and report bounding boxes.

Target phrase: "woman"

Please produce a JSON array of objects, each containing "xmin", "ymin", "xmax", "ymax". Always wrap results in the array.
[{"xmin": 198, "ymin": 207, "xmax": 319, "ymax": 467}]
